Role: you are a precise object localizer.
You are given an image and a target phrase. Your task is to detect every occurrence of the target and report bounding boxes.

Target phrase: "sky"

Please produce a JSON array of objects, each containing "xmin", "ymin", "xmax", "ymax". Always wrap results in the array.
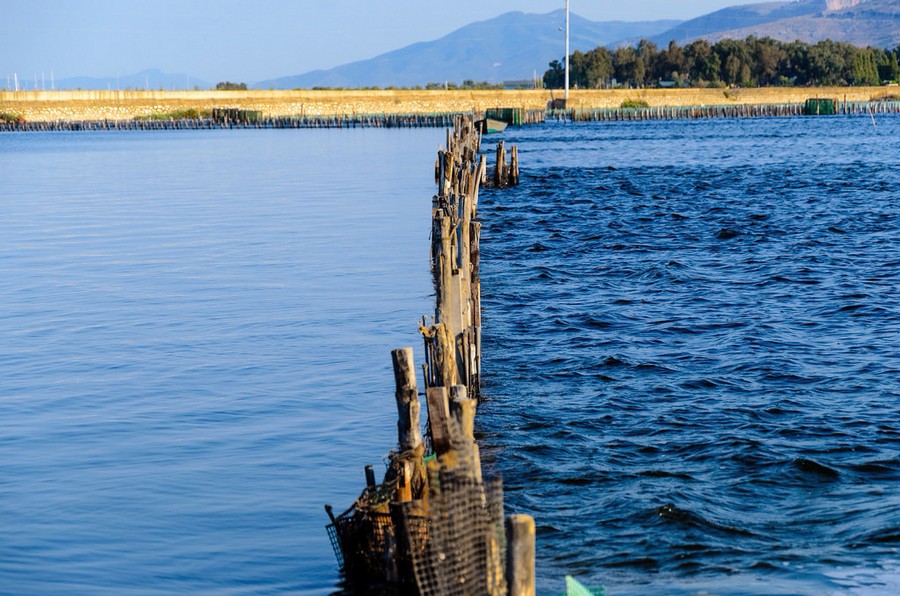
[{"xmin": 3, "ymin": 1, "xmax": 743, "ymax": 84}]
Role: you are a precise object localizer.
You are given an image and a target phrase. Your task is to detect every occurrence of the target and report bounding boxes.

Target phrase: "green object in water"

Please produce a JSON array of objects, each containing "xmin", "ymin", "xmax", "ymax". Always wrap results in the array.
[
  {"xmin": 803, "ymin": 98, "xmax": 836, "ymax": 115},
  {"xmin": 565, "ymin": 575, "xmax": 605, "ymax": 596}
]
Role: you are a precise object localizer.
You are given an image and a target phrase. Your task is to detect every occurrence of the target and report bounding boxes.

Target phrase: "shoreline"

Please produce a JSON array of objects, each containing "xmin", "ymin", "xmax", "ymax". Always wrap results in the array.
[{"xmin": 1, "ymin": 87, "xmax": 895, "ymax": 122}]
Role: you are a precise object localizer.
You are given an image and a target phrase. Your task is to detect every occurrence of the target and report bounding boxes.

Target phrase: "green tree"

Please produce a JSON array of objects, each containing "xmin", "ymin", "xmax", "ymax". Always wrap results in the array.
[
  {"xmin": 636, "ymin": 39, "xmax": 658, "ymax": 87},
  {"xmin": 569, "ymin": 50, "xmax": 589, "ymax": 88},
  {"xmin": 851, "ymin": 48, "xmax": 881, "ymax": 85},
  {"xmin": 543, "ymin": 36, "xmax": 899, "ymax": 91},
  {"xmin": 543, "ymin": 59, "xmax": 565, "ymax": 88},
  {"xmin": 583, "ymin": 47, "xmax": 614, "ymax": 88},
  {"xmin": 752, "ymin": 37, "xmax": 787, "ymax": 86},
  {"xmin": 686, "ymin": 39, "xmax": 721, "ymax": 85},
  {"xmin": 660, "ymin": 40, "xmax": 687, "ymax": 83},
  {"xmin": 613, "ymin": 46, "xmax": 638, "ymax": 87},
  {"xmin": 215, "ymin": 81, "xmax": 248, "ymax": 90},
  {"xmin": 715, "ymin": 39, "xmax": 752, "ymax": 86},
  {"xmin": 876, "ymin": 48, "xmax": 900, "ymax": 83}
]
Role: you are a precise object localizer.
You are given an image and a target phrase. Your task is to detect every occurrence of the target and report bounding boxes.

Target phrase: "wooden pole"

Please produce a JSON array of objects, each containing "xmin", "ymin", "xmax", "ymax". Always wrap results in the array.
[
  {"xmin": 391, "ymin": 347, "xmax": 422, "ymax": 452},
  {"xmin": 510, "ymin": 146, "xmax": 520, "ymax": 185},
  {"xmin": 426, "ymin": 386, "xmax": 452, "ymax": 454},
  {"xmin": 506, "ymin": 514, "xmax": 536, "ymax": 596},
  {"xmin": 494, "ymin": 141, "xmax": 506, "ymax": 187},
  {"xmin": 450, "ymin": 385, "xmax": 476, "ymax": 443}
]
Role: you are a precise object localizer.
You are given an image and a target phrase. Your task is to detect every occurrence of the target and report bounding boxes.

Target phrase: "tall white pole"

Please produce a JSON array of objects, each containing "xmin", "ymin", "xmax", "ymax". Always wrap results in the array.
[{"xmin": 565, "ymin": 0, "xmax": 570, "ymax": 101}]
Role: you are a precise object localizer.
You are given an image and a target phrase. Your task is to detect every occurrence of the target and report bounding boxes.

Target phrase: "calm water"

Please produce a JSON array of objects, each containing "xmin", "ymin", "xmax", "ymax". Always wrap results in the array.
[
  {"xmin": 0, "ymin": 129, "xmax": 435, "ymax": 594},
  {"xmin": 2, "ymin": 116, "xmax": 899, "ymax": 595},
  {"xmin": 479, "ymin": 115, "xmax": 900, "ymax": 594}
]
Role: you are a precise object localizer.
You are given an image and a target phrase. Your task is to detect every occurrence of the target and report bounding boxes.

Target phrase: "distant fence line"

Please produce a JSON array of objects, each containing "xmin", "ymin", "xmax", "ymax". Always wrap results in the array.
[
  {"xmin": 2, "ymin": 101, "xmax": 899, "ymax": 132},
  {"xmin": 553, "ymin": 100, "xmax": 900, "ymax": 122},
  {"xmin": 0, "ymin": 113, "xmax": 470, "ymax": 132}
]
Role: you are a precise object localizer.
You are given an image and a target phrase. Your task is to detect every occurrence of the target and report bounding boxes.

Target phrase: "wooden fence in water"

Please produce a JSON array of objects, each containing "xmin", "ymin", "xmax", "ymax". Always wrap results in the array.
[
  {"xmin": 2, "ymin": 100, "xmax": 898, "ymax": 132},
  {"xmin": 550, "ymin": 100, "xmax": 900, "ymax": 122},
  {"xmin": 325, "ymin": 116, "xmax": 530, "ymax": 595},
  {"xmin": 0, "ymin": 112, "xmax": 470, "ymax": 132}
]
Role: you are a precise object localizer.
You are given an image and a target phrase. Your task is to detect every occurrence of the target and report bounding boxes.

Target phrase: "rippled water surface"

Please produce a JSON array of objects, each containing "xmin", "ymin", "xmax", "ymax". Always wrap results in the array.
[
  {"xmin": 0, "ymin": 129, "xmax": 435, "ymax": 594},
  {"xmin": 478, "ymin": 115, "xmax": 900, "ymax": 594},
  {"xmin": 3, "ymin": 116, "xmax": 899, "ymax": 595}
]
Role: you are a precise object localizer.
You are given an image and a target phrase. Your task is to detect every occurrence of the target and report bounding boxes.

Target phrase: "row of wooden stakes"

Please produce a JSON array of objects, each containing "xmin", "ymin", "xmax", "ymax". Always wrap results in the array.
[{"xmin": 326, "ymin": 116, "xmax": 533, "ymax": 595}]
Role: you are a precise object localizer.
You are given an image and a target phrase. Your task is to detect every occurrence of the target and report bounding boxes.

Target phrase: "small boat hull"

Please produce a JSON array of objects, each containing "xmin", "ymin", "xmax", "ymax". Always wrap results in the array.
[{"xmin": 477, "ymin": 118, "xmax": 507, "ymax": 134}]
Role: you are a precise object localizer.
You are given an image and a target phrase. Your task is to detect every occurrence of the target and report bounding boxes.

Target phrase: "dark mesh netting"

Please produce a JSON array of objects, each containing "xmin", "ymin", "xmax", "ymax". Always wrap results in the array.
[{"xmin": 329, "ymin": 437, "xmax": 506, "ymax": 595}]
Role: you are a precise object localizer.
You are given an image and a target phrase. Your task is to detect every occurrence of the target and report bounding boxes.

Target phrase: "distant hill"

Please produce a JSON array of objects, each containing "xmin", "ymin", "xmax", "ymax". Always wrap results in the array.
[
  {"xmin": 638, "ymin": 1, "xmax": 828, "ymax": 46},
  {"xmin": 253, "ymin": 10, "xmax": 680, "ymax": 89},
  {"xmin": 54, "ymin": 69, "xmax": 209, "ymax": 91},
  {"xmin": 645, "ymin": 0, "xmax": 900, "ymax": 48}
]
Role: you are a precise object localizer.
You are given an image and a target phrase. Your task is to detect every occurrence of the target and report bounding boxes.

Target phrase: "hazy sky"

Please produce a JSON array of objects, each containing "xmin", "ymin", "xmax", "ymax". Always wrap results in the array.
[{"xmin": 3, "ymin": 1, "xmax": 742, "ymax": 83}]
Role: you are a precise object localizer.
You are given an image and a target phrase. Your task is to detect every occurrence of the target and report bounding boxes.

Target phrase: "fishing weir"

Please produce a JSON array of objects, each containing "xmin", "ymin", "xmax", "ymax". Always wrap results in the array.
[
  {"xmin": 0, "ymin": 109, "xmax": 545, "ymax": 132},
  {"xmin": 553, "ymin": 99, "xmax": 900, "ymax": 122},
  {"xmin": 324, "ymin": 116, "xmax": 534, "ymax": 595},
  {"xmin": 1, "ymin": 100, "xmax": 898, "ymax": 132}
]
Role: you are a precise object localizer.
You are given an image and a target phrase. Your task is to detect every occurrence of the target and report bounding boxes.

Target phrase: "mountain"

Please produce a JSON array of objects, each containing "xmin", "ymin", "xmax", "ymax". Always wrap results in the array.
[
  {"xmin": 54, "ymin": 69, "xmax": 210, "ymax": 91},
  {"xmin": 254, "ymin": 10, "xmax": 680, "ymax": 89},
  {"xmin": 640, "ymin": 1, "xmax": 828, "ymax": 45},
  {"xmin": 645, "ymin": 0, "xmax": 900, "ymax": 48}
]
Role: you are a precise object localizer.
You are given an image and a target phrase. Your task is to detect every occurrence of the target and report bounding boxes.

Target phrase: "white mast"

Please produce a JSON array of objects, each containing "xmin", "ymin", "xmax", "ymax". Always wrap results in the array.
[{"xmin": 565, "ymin": 0, "xmax": 570, "ymax": 101}]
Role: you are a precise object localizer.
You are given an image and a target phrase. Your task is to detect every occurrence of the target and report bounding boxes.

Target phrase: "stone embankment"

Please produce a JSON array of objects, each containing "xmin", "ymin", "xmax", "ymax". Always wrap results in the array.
[{"xmin": 1, "ymin": 87, "xmax": 895, "ymax": 122}]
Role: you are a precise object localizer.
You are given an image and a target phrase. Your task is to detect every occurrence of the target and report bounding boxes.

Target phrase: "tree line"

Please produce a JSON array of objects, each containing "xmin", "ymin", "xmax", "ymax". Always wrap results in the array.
[{"xmin": 543, "ymin": 37, "xmax": 900, "ymax": 89}]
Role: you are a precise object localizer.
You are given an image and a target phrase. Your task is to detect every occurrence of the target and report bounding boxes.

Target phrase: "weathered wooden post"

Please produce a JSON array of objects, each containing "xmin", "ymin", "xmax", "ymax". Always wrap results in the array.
[
  {"xmin": 510, "ymin": 145, "xmax": 520, "ymax": 185},
  {"xmin": 450, "ymin": 384, "xmax": 476, "ymax": 443},
  {"xmin": 391, "ymin": 347, "xmax": 422, "ymax": 452},
  {"xmin": 426, "ymin": 386, "xmax": 452, "ymax": 454},
  {"xmin": 494, "ymin": 140, "xmax": 506, "ymax": 187},
  {"xmin": 506, "ymin": 514, "xmax": 536, "ymax": 596}
]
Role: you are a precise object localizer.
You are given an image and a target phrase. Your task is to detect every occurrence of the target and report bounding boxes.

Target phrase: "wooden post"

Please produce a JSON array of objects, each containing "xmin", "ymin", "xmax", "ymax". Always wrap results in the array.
[
  {"xmin": 396, "ymin": 464, "xmax": 412, "ymax": 502},
  {"xmin": 510, "ymin": 146, "xmax": 519, "ymax": 185},
  {"xmin": 391, "ymin": 347, "xmax": 422, "ymax": 452},
  {"xmin": 426, "ymin": 386, "xmax": 452, "ymax": 454},
  {"xmin": 506, "ymin": 514, "xmax": 536, "ymax": 596},
  {"xmin": 449, "ymin": 385, "xmax": 476, "ymax": 443},
  {"xmin": 494, "ymin": 141, "xmax": 506, "ymax": 187}
]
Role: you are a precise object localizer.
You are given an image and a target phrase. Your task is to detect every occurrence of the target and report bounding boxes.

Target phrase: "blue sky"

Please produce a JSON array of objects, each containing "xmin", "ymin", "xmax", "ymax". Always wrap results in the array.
[{"xmin": 3, "ymin": 1, "xmax": 741, "ymax": 84}]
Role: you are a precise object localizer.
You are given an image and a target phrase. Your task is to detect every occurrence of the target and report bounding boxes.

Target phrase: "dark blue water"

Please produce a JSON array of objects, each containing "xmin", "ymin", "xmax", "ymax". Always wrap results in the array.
[
  {"xmin": 479, "ymin": 115, "xmax": 900, "ymax": 594},
  {"xmin": 3, "ymin": 117, "xmax": 899, "ymax": 595},
  {"xmin": 0, "ymin": 129, "xmax": 436, "ymax": 594}
]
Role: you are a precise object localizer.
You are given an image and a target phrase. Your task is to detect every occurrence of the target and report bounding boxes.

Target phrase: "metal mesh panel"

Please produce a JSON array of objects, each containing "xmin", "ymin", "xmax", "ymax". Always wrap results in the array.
[
  {"xmin": 330, "ymin": 470, "xmax": 506, "ymax": 594},
  {"xmin": 403, "ymin": 473, "xmax": 506, "ymax": 595},
  {"xmin": 326, "ymin": 523, "xmax": 344, "ymax": 570},
  {"xmin": 330, "ymin": 509, "xmax": 397, "ymax": 589}
]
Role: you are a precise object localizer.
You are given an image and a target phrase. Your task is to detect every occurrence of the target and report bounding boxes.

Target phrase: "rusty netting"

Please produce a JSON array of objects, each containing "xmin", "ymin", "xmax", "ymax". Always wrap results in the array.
[
  {"xmin": 400, "ymin": 474, "xmax": 506, "ymax": 595},
  {"xmin": 328, "ymin": 432, "xmax": 505, "ymax": 594}
]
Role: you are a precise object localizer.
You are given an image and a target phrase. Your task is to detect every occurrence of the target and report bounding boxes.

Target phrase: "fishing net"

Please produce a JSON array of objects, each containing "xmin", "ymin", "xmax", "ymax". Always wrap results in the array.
[{"xmin": 329, "ymin": 421, "xmax": 505, "ymax": 595}]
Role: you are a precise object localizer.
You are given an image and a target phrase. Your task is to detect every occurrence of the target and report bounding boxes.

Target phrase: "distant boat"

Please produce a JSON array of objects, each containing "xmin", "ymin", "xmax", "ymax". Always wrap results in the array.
[{"xmin": 477, "ymin": 118, "xmax": 507, "ymax": 134}]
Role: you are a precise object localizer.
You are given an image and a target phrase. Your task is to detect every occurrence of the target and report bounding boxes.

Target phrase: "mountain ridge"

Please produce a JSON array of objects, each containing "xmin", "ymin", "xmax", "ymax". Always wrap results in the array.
[
  {"xmin": 646, "ymin": 0, "xmax": 900, "ymax": 48},
  {"xmin": 254, "ymin": 11, "xmax": 680, "ymax": 89},
  {"xmin": 50, "ymin": 69, "xmax": 210, "ymax": 92},
  {"xmin": 30, "ymin": 2, "xmax": 900, "ymax": 91}
]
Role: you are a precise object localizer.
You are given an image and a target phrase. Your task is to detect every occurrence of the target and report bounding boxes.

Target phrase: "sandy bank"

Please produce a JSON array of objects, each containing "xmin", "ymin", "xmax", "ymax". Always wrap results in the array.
[{"xmin": 1, "ymin": 88, "xmax": 894, "ymax": 122}]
